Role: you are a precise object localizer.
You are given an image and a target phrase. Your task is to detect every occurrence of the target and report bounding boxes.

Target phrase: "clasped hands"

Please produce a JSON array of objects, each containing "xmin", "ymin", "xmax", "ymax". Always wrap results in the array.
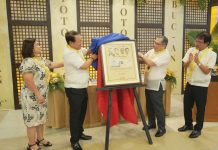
[{"xmin": 188, "ymin": 52, "xmax": 200, "ymax": 65}]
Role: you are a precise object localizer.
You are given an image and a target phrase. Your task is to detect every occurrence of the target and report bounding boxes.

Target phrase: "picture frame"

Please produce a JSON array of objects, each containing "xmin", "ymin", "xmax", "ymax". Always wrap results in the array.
[{"xmin": 100, "ymin": 41, "xmax": 141, "ymax": 86}]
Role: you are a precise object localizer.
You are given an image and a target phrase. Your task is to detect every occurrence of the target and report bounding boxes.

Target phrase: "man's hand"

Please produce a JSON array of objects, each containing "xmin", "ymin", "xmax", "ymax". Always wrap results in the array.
[
  {"xmin": 188, "ymin": 53, "xmax": 194, "ymax": 63},
  {"xmin": 86, "ymin": 49, "xmax": 92, "ymax": 55},
  {"xmin": 194, "ymin": 52, "xmax": 200, "ymax": 64},
  {"xmin": 138, "ymin": 52, "xmax": 144, "ymax": 58},
  {"xmin": 184, "ymin": 53, "xmax": 194, "ymax": 69},
  {"xmin": 137, "ymin": 52, "xmax": 145, "ymax": 63},
  {"xmin": 90, "ymin": 54, "xmax": 97, "ymax": 60}
]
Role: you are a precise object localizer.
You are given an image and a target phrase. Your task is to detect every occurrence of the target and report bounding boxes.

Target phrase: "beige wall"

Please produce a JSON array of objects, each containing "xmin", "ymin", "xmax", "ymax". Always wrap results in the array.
[
  {"xmin": 0, "ymin": 0, "xmax": 14, "ymax": 109},
  {"xmin": 50, "ymin": 0, "xmax": 77, "ymax": 74},
  {"xmin": 113, "ymin": 0, "xmax": 135, "ymax": 39},
  {"xmin": 165, "ymin": 0, "xmax": 184, "ymax": 94}
]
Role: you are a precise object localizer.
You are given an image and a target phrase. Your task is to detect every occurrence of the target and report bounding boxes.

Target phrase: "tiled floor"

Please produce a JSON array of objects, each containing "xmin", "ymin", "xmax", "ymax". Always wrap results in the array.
[{"xmin": 0, "ymin": 94, "xmax": 218, "ymax": 150}]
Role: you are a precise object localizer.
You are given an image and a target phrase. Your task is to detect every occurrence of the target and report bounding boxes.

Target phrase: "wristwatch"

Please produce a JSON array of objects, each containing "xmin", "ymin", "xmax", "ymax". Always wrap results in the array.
[{"xmin": 198, "ymin": 63, "xmax": 201, "ymax": 67}]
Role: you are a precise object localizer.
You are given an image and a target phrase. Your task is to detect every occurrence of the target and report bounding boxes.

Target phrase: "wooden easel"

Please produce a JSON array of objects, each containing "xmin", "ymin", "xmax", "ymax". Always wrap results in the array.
[{"xmin": 97, "ymin": 84, "xmax": 153, "ymax": 150}]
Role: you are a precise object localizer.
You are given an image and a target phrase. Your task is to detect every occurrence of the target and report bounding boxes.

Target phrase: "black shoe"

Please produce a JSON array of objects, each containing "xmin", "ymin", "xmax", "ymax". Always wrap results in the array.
[
  {"xmin": 80, "ymin": 133, "xmax": 92, "ymax": 140},
  {"xmin": 178, "ymin": 125, "xmax": 193, "ymax": 132},
  {"xmin": 155, "ymin": 129, "xmax": 166, "ymax": 137},
  {"xmin": 142, "ymin": 125, "xmax": 156, "ymax": 130},
  {"xmin": 189, "ymin": 130, "xmax": 201, "ymax": 138},
  {"xmin": 36, "ymin": 139, "xmax": 52, "ymax": 147},
  {"xmin": 71, "ymin": 142, "xmax": 82, "ymax": 150},
  {"xmin": 27, "ymin": 143, "xmax": 41, "ymax": 150}
]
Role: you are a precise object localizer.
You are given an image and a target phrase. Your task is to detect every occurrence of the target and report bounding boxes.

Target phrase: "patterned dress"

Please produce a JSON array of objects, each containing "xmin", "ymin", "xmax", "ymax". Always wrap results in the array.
[{"xmin": 19, "ymin": 57, "xmax": 50, "ymax": 127}]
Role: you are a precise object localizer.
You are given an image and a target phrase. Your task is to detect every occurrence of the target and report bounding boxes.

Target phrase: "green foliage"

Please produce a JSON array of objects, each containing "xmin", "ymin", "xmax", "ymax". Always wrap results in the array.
[
  {"xmin": 211, "ymin": 22, "xmax": 218, "ymax": 45},
  {"xmin": 187, "ymin": 31, "xmax": 202, "ymax": 47},
  {"xmin": 136, "ymin": 0, "xmax": 208, "ymax": 10},
  {"xmin": 179, "ymin": 0, "xmax": 186, "ymax": 5},
  {"xmin": 211, "ymin": 23, "xmax": 218, "ymax": 64},
  {"xmin": 211, "ymin": 43, "xmax": 218, "ymax": 64},
  {"xmin": 179, "ymin": 0, "xmax": 209, "ymax": 10},
  {"xmin": 165, "ymin": 69, "xmax": 177, "ymax": 88},
  {"xmin": 137, "ymin": 0, "xmax": 149, "ymax": 5},
  {"xmin": 197, "ymin": 0, "xmax": 207, "ymax": 10},
  {"xmin": 137, "ymin": 0, "xmax": 145, "ymax": 3}
]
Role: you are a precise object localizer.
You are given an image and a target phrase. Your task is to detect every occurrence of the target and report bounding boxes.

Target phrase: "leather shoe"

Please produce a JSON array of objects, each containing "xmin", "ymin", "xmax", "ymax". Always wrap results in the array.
[
  {"xmin": 189, "ymin": 130, "xmax": 201, "ymax": 138},
  {"xmin": 155, "ymin": 129, "xmax": 166, "ymax": 137},
  {"xmin": 71, "ymin": 142, "xmax": 82, "ymax": 150},
  {"xmin": 178, "ymin": 125, "xmax": 193, "ymax": 132},
  {"xmin": 80, "ymin": 133, "xmax": 92, "ymax": 140},
  {"xmin": 142, "ymin": 125, "xmax": 156, "ymax": 130}
]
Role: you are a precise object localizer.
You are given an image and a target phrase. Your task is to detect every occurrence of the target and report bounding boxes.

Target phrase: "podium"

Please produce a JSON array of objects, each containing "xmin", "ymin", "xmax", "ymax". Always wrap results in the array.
[
  {"xmin": 192, "ymin": 81, "xmax": 218, "ymax": 121},
  {"xmin": 47, "ymin": 86, "xmax": 103, "ymax": 128},
  {"xmin": 47, "ymin": 90, "xmax": 69, "ymax": 128},
  {"xmin": 47, "ymin": 84, "xmax": 172, "ymax": 128}
]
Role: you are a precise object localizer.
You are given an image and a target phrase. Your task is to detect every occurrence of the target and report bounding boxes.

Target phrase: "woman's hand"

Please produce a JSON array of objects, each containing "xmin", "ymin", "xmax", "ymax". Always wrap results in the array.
[
  {"xmin": 49, "ymin": 61, "xmax": 64, "ymax": 69},
  {"xmin": 35, "ymin": 93, "xmax": 45, "ymax": 104},
  {"xmin": 23, "ymin": 72, "xmax": 45, "ymax": 104}
]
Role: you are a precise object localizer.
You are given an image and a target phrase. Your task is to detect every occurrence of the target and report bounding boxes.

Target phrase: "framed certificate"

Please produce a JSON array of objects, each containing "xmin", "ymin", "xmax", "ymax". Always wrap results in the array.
[{"xmin": 100, "ymin": 41, "xmax": 141, "ymax": 86}]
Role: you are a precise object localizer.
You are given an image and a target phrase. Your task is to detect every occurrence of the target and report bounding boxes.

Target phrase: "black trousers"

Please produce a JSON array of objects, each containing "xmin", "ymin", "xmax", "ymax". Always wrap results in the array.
[
  {"xmin": 65, "ymin": 88, "xmax": 88, "ymax": 144},
  {"xmin": 183, "ymin": 83, "xmax": 208, "ymax": 131},
  {"xmin": 145, "ymin": 84, "xmax": 165, "ymax": 130}
]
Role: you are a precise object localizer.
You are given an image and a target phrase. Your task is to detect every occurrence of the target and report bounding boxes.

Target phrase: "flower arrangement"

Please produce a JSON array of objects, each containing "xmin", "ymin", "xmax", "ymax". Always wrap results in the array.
[
  {"xmin": 212, "ymin": 65, "xmax": 218, "ymax": 76},
  {"xmin": 165, "ymin": 69, "xmax": 177, "ymax": 87},
  {"xmin": 49, "ymin": 72, "xmax": 65, "ymax": 92}
]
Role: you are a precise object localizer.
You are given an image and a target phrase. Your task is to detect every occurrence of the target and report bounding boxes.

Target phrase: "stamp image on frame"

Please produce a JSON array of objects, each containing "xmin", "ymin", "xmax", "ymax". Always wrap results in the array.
[{"xmin": 100, "ymin": 41, "xmax": 141, "ymax": 86}]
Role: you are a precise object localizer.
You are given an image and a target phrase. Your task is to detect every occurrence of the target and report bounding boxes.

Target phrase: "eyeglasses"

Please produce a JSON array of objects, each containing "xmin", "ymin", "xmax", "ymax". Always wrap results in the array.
[{"xmin": 195, "ymin": 40, "xmax": 204, "ymax": 44}]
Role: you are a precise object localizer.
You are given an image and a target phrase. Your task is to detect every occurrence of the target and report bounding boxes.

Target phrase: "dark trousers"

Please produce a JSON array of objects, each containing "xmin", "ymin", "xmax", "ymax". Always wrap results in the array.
[
  {"xmin": 65, "ymin": 88, "xmax": 88, "ymax": 144},
  {"xmin": 184, "ymin": 83, "xmax": 208, "ymax": 131},
  {"xmin": 145, "ymin": 84, "xmax": 165, "ymax": 130}
]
